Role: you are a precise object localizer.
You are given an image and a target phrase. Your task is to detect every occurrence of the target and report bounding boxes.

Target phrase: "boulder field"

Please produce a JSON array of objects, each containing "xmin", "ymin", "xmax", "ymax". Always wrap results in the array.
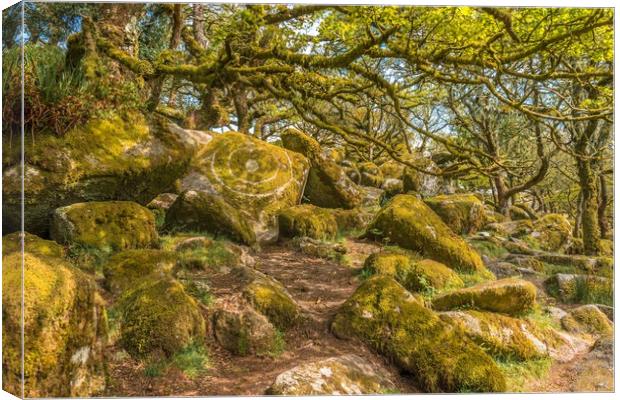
[{"xmin": 1, "ymin": 122, "xmax": 613, "ymax": 395}]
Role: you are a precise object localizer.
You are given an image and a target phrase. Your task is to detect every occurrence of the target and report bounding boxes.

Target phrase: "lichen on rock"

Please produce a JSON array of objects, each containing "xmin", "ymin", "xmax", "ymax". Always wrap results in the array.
[
  {"xmin": 50, "ymin": 201, "xmax": 159, "ymax": 251},
  {"xmin": 117, "ymin": 277, "xmax": 206, "ymax": 358},
  {"xmin": 432, "ymin": 278, "xmax": 537, "ymax": 316},
  {"xmin": 103, "ymin": 249, "xmax": 177, "ymax": 295},
  {"xmin": 172, "ymin": 131, "xmax": 310, "ymax": 244},
  {"xmin": 424, "ymin": 193, "xmax": 486, "ymax": 235},
  {"xmin": 365, "ymin": 194, "xmax": 489, "ymax": 274},
  {"xmin": 165, "ymin": 190, "xmax": 257, "ymax": 245},
  {"xmin": 331, "ymin": 276, "xmax": 506, "ymax": 392},
  {"xmin": 3, "ymin": 112, "xmax": 193, "ymax": 236},
  {"xmin": 281, "ymin": 129, "xmax": 361, "ymax": 209},
  {"xmin": 234, "ymin": 266, "xmax": 301, "ymax": 330},
  {"xmin": 266, "ymin": 355, "xmax": 396, "ymax": 395},
  {"xmin": 278, "ymin": 204, "xmax": 338, "ymax": 240},
  {"xmin": 2, "ymin": 246, "xmax": 107, "ymax": 397},
  {"xmin": 363, "ymin": 248, "xmax": 463, "ymax": 293}
]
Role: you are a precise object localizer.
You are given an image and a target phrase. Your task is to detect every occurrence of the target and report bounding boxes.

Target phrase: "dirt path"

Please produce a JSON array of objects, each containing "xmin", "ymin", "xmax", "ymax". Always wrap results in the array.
[{"xmin": 106, "ymin": 239, "xmax": 418, "ymax": 396}]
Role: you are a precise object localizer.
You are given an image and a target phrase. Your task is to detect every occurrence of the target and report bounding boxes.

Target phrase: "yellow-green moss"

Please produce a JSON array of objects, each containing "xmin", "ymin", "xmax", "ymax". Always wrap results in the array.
[
  {"xmin": 331, "ymin": 276, "xmax": 506, "ymax": 392},
  {"xmin": 51, "ymin": 201, "xmax": 159, "ymax": 251},
  {"xmin": 509, "ymin": 206, "xmax": 530, "ymax": 221},
  {"xmin": 330, "ymin": 207, "xmax": 375, "ymax": 234},
  {"xmin": 365, "ymin": 195, "xmax": 488, "ymax": 274},
  {"xmin": 562, "ymin": 305, "xmax": 613, "ymax": 336},
  {"xmin": 439, "ymin": 310, "xmax": 550, "ymax": 361},
  {"xmin": 529, "ymin": 214, "xmax": 572, "ymax": 252},
  {"xmin": 358, "ymin": 162, "xmax": 384, "ymax": 188},
  {"xmin": 363, "ymin": 248, "xmax": 463, "ymax": 294},
  {"xmin": 236, "ymin": 267, "xmax": 300, "ymax": 330},
  {"xmin": 3, "ymin": 112, "xmax": 192, "ymax": 236},
  {"xmin": 165, "ymin": 190, "xmax": 256, "ymax": 245},
  {"xmin": 379, "ymin": 160, "xmax": 405, "ymax": 180},
  {"xmin": 278, "ymin": 204, "xmax": 338, "ymax": 240},
  {"xmin": 281, "ymin": 129, "xmax": 361, "ymax": 209},
  {"xmin": 432, "ymin": 278, "xmax": 537, "ymax": 316},
  {"xmin": 2, "ymin": 231, "xmax": 64, "ymax": 258},
  {"xmin": 181, "ymin": 131, "xmax": 310, "ymax": 244},
  {"xmin": 599, "ymin": 239, "xmax": 613, "ymax": 257},
  {"xmin": 117, "ymin": 277, "xmax": 206, "ymax": 358},
  {"xmin": 103, "ymin": 249, "xmax": 177, "ymax": 295},
  {"xmin": 2, "ymin": 251, "xmax": 107, "ymax": 397},
  {"xmin": 424, "ymin": 194, "xmax": 486, "ymax": 235}
]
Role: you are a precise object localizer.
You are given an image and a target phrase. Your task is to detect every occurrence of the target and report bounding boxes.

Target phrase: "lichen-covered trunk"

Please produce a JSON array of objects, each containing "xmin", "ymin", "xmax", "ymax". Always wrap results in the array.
[
  {"xmin": 576, "ymin": 158, "xmax": 601, "ymax": 255},
  {"xmin": 493, "ymin": 176, "xmax": 511, "ymax": 216},
  {"xmin": 598, "ymin": 173, "xmax": 609, "ymax": 239}
]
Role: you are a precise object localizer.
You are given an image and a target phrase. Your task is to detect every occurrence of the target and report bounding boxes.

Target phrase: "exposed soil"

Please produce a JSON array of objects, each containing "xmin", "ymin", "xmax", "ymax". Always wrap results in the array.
[{"xmin": 105, "ymin": 239, "xmax": 419, "ymax": 396}]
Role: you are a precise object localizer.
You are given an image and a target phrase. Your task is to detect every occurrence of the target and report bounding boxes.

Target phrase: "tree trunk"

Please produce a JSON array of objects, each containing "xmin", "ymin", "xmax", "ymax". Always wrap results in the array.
[
  {"xmin": 576, "ymin": 158, "xmax": 601, "ymax": 255},
  {"xmin": 598, "ymin": 173, "xmax": 609, "ymax": 239}
]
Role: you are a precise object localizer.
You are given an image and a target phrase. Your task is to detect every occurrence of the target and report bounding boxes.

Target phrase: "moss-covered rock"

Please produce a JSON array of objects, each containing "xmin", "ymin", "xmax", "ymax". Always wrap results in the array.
[
  {"xmin": 331, "ymin": 276, "xmax": 506, "ymax": 392},
  {"xmin": 103, "ymin": 249, "xmax": 177, "ymax": 295},
  {"xmin": 424, "ymin": 193, "xmax": 486, "ymax": 235},
  {"xmin": 484, "ymin": 209, "xmax": 508, "ymax": 224},
  {"xmin": 2, "ymin": 231, "xmax": 64, "ymax": 258},
  {"xmin": 117, "ymin": 277, "xmax": 206, "ymax": 358},
  {"xmin": 213, "ymin": 303, "xmax": 280, "ymax": 356},
  {"xmin": 2, "ymin": 250, "xmax": 107, "ymax": 397},
  {"xmin": 330, "ymin": 207, "xmax": 375, "ymax": 233},
  {"xmin": 363, "ymin": 248, "xmax": 463, "ymax": 293},
  {"xmin": 235, "ymin": 266, "xmax": 301, "ymax": 330},
  {"xmin": 50, "ymin": 201, "xmax": 158, "ymax": 251},
  {"xmin": 379, "ymin": 160, "xmax": 405, "ymax": 180},
  {"xmin": 281, "ymin": 129, "xmax": 361, "ymax": 209},
  {"xmin": 528, "ymin": 214, "xmax": 572, "ymax": 252},
  {"xmin": 165, "ymin": 190, "xmax": 257, "ymax": 245},
  {"xmin": 3, "ymin": 113, "xmax": 193, "ymax": 236},
  {"xmin": 484, "ymin": 220, "xmax": 533, "ymax": 238},
  {"xmin": 599, "ymin": 239, "xmax": 613, "ymax": 257},
  {"xmin": 561, "ymin": 305, "xmax": 613, "ymax": 336},
  {"xmin": 381, "ymin": 178, "xmax": 404, "ymax": 198},
  {"xmin": 365, "ymin": 194, "xmax": 488, "ymax": 274},
  {"xmin": 432, "ymin": 278, "xmax": 537, "ymax": 316},
  {"xmin": 146, "ymin": 193, "xmax": 178, "ymax": 211},
  {"xmin": 544, "ymin": 273, "xmax": 612, "ymax": 305},
  {"xmin": 439, "ymin": 310, "xmax": 563, "ymax": 361},
  {"xmin": 267, "ymin": 355, "xmax": 396, "ymax": 395},
  {"xmin": 175, "ymin": 131, "xmax": 310, "ymax": 243},
  {"xmin": 358, "ymin": 162, "xmax": 384, "ymax": 188},
  {"xmin": 509, "ymin": 206, "xmax": 531, "ymax": 221},
  {"xmin": 278, "ymin": 204, "xmax": 338, "ymax": 240}
]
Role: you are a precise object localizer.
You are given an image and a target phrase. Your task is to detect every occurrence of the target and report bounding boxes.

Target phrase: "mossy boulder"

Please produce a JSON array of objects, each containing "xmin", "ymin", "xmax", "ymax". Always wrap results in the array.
[
  {"xmin": 331, "ymin": 276, "xmax": 506, "ymax": 392},
  {"xmin": 545, "ymin": 273, "xmax": 612, "ymax": 304},
  {"xmin": 381, "ymin": 178, "xmax": 404, "ymax": 198},
  {"xmin": 599, "ymin": 239, "xmax": 613, "ymax": 257},
  {"xmin": 165, "ymin": 190, "xmax": 257, "ymax": 245},
  {"xmin": 173, "ymin": 131, "xmax": 309, "ymax": 243},
  {"xmin": 432, "ymin": 278, "xmax": 537, "ymax": 316},
  {"xmin": 267, "ymin": 355, "xmax": 396, "ymax": 395},
  {"xmin": 2, "ymin": 113, "xmax": 193, "ymax": 236},
  {"xmin": 2, "ymin": 231, "xmax": 64, "ymax": 258},
  {"xmin": 50, "ymin": 201, "xmax": 158, "ymax": 251},
  {"xmin": 281, "ymin": 129, "xmax": 361, "ymax": 209},
  {"xmin": 358, "ymin": 162, "xmax": 384, "ymax": 188},
  {"xmin": 365, "ymin": 194, "xmax": 488, "ymax": 274},
  {"xmin": 484, "ymin": 220, "xmax": 533, "ymax": 238},
  {"xmin": 103, "ymin": 249, "xmax": 177, "ymax": 295},
  {"xmin": 363, "ymin": 248, "xmax": 463, "ymax": 293},
  {"xmin": 561, "ymin": 305, "xmax": 613, "ymax": 336},
  {"xmin": 278, "ymin": 204, "xmax": 338, "ymax": 240},
  {"xmin": 292, "ymin": 237, "xmax": 347, "ymax": 260},
  {"xmin": 379, "ymin": 160, "xmax": 405, "ymax": 180},
  {"xmin": 146, "ymin": 192, "xmax": 178, "ymax": 211},
  {"xmin": 2, "ymin": 249, "xmax": 107, "ymax": 397},
  {"xmin": 330, "ymin": 207, "xmax": 375, "ymax": 233},
  {"xmin": 509, "ymin": 206, "xmax": 531, "ymax": 221},
  {"xmin": 212, "ymin": 303, "xmax": 280, "ymax": 356},
  {"xmin": 235, "ymin": 266, "xmax": 301, "ymax": 330},
  {"xmin": 424, "ymin": 193, "xmax": 486, "ymax": 235},
  {"xmin": 439, "ymin": 310, "xmax": 570, "ymax": 361},
  {"xmin": 117, "ymin": 277, "xmax": 206, "ymax": 358},
  {"xmin": 528, "ymin": 214, "xmax": 572, "ymax": 252}
]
